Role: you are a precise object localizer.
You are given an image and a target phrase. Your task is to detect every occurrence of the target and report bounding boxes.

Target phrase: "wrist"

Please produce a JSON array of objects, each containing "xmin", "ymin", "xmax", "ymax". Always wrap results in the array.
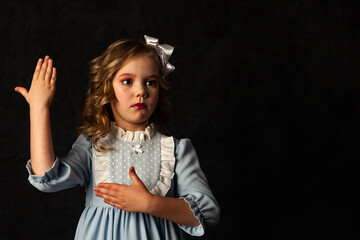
[
  {"xmin": 29, "ymin": 104, "xmax": 50, "ymax": 114},
  {"xmin": 145, "ymin": 193, "xmax": 157, "ymax": 215}
]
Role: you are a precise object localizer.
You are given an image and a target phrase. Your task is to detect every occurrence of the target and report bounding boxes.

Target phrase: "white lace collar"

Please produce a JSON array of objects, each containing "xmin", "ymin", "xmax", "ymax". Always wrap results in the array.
[{"xmin": 110, "ymin": 122, "xmax": 156, "ymax": 142}]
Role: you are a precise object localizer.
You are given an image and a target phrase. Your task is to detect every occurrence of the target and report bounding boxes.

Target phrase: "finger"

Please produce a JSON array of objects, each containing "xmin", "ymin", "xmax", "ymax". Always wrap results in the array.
[
  {"xmin": 104, "ymin": 199, "xmax": 123, "ymax": 209},
  {"xmin": 94, "ymin": 187, "xmax": 120, "ymax": 197},
  {"xmin": 97, "ymin": 183, "xmax": 124, "ymax": 191},
  {"xmin": 50, "ymin": 67, "xmax": 57, "ymax": 85},
  {"xmin": 32, "ymin": 58, "xmax": 43, "ymax": 81},
  {"xmin": 129, "ymin": 167, "xmax": 141, "ymax": 184},
  {"xmin": 96, "ymin": 192, "xmax": 120, "ymax": 204},
  {"xmin": 39, "ymin": 56, "xmax": 49, "ymax": 81},
  {"xmin": 14, "ymin": 87, "xmax": 29, "ymax": 101},
  {"xmin": 45, "ymin": 58, "xmax": 53, "ymax": 83}
]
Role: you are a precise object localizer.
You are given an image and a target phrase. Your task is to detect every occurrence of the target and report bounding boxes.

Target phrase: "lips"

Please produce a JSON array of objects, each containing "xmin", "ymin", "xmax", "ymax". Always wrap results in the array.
[{"xmin": 132, "ymin": 102, "xmax": 147, "ymax": 109}]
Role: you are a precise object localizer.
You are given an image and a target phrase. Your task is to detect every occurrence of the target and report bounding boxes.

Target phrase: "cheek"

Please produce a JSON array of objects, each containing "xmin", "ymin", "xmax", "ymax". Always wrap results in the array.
[
  {"xmin": 150, "ymin": 90, "xmax": 159, "ymax": 106},
  {"xmin": 113, "ymin": 88, "xmax": 128, "ymax": 103}
]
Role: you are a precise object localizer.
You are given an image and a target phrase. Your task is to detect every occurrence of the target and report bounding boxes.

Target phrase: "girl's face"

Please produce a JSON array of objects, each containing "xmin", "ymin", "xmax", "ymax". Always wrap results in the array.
[{"xmin": 110, "ymin": 54, "xmax": 160, "ymax": 131}]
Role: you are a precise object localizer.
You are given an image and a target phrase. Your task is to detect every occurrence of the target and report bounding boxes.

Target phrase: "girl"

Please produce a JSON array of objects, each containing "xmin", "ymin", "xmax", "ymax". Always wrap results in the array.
[{"xmin": 15, "ymin": 35, "xmax": 220, "ymax": 239}]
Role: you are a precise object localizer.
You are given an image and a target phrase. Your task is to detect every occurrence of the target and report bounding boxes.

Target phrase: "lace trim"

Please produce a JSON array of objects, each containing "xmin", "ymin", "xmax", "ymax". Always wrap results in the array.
[{"xmin": 110, "ymin": 122, "xmax": 156, "ymax": 142}]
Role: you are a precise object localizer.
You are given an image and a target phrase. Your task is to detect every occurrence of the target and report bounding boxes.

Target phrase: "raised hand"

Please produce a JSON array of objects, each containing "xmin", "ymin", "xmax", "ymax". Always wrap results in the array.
[
  {"xmin": 94, "ymin": 167, "xmax": 154, "ymax": 213},
  {"xmin": 15, "ymin": 56, "xmax": 56, "ymax": 109},
  {"xmin": 15, "ymin": 56, "xmax": 57, "ymax": 175}
]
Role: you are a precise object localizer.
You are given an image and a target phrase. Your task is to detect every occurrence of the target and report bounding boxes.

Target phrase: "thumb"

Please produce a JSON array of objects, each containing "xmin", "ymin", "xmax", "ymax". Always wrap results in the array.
[
  {"xmin": 129, "ymin": 167, "xmax": 141, "ymax": 185},
  {"xmin": 14, "ymin": 87, "xmax": 29, "ymax": 102}
]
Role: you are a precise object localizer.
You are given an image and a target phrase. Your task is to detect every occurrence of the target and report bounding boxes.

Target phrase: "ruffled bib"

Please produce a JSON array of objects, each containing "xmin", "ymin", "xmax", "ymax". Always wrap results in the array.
[{"xmin": 93, "ymin": 123, "xmax": 175, "ymax": 197}]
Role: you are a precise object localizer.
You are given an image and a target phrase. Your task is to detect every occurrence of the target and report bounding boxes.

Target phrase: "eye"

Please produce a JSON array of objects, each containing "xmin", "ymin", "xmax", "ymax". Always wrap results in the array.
[
  {"xmin": 121, "ymin": 78, "xmax": 132, "ymax": 85},
  {"xmin": 146, "ymin": 80, "xmax": 157, "ymax": 87}
]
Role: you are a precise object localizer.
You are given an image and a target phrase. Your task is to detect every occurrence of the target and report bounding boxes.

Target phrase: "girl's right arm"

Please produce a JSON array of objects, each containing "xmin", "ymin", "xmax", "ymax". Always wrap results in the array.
[{"xmin": 15, "ymin": 56, "xmax": 57, "ymax": 176}]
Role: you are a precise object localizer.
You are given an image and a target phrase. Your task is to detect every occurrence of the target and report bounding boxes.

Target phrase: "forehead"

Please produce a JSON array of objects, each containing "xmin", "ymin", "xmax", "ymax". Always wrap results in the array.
[{"xmin": 117, "ymin": 54, "xmax": 160, "ymax": 76}]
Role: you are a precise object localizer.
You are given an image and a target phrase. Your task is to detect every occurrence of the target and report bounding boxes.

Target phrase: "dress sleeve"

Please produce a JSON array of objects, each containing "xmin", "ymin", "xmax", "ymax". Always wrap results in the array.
[
  {"xmin": 26, "ymin": 134, "xmax": 92, "ymax": 193},
  {"xmin": 174, "ymin": 138, "xmax": 220, "ymax": 236}
]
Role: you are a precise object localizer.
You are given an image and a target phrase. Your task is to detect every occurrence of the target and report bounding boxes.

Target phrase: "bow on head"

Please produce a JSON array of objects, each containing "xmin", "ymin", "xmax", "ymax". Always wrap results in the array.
[{"xmin": 144, "ymin": 35, "xmax": 175, "ymax": 77}]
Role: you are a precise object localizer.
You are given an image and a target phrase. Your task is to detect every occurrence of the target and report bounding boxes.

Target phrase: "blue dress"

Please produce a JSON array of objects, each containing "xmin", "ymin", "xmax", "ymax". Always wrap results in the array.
[{"xmin": 26, "ymin": 123, "xmax": 220, "ymax": 239}]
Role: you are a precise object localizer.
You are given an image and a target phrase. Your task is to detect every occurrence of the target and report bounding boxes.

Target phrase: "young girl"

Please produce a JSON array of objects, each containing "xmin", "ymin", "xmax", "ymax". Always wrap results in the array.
[{"xmin": 15, "ymin": 35, "xmax": 220, "ymax": 239}]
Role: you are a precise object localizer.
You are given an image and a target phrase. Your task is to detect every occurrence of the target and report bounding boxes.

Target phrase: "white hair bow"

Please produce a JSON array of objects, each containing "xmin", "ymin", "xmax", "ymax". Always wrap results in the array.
[{"xmin": 144, "ymin": 35, "xmax": 175, "ymax": 77}]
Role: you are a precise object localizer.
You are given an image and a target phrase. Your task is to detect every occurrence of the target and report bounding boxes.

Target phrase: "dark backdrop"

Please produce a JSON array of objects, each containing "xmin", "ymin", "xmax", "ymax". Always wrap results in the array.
[{"xmin": 1, "ymin": 0, "xmax": 359, "ymax": 239}]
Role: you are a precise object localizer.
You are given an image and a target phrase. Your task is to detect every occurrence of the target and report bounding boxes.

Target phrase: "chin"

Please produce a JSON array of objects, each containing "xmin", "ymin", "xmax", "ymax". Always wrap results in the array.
[{"xmin": 127, "ymin": 117, "xmax": 149, "ymax": 126}]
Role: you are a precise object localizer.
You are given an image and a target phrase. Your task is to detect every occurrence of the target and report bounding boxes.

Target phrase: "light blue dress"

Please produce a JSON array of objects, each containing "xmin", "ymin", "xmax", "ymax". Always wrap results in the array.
[{"xmin": 26, "ymin": 123, "xmax": 220, "ymax": 239}]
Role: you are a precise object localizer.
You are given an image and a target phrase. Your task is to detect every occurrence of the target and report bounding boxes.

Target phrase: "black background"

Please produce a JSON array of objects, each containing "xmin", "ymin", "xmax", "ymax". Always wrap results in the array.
[{"xmin": 1, "ymin": 0, "xmax": 359, "ymax": 239}]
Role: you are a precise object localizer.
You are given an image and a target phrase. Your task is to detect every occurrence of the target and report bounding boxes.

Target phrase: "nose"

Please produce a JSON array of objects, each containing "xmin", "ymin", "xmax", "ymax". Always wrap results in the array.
[{"xmin": 135, "ymin": 83, "xmax": 147, "ymax": 99}]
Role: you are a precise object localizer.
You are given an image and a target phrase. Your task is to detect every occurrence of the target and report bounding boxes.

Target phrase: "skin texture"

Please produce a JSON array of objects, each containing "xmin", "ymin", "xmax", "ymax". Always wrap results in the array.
[{"xmin": 15, "ymin": 54, "xmax": 200, "ymax": 227}]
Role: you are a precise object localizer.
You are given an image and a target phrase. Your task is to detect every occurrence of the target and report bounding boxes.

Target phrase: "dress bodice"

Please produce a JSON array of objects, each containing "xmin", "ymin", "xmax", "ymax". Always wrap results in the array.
[{"xmin": 93, "ymin": 122, "xmax": 175, "ymax": 196}]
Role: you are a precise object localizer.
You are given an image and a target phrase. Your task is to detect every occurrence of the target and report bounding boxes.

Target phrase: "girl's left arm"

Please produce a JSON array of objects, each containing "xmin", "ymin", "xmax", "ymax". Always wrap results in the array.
[{"xmin": 147, "ymin": 193, "xmax": 201, "ymax": 226}]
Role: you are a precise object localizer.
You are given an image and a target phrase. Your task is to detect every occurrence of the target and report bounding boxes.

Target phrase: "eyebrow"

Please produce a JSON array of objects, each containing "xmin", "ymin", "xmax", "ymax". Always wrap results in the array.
[
  {"xmin": 118, "ymin": 73, "xmax": 160, "ymax": 78},
  {"xmin": 118, "ymin": 73, "xmax": 135, "ymax": 77}
]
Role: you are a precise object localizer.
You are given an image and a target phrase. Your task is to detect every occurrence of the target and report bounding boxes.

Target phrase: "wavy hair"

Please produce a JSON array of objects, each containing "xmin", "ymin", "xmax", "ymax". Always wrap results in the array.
[{"xmin": 78, "ymin": 38, "xmax": 172, "ymax": 152}]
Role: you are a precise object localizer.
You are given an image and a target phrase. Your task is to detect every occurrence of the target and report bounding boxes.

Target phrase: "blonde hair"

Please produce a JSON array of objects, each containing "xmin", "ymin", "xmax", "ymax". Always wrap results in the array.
[{"xmin": 78, "ymin": 38, "xmax": 172, "ymax": 152}]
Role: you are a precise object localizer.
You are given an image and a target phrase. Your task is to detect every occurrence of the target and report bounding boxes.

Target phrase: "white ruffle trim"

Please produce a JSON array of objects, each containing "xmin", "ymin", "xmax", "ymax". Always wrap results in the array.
[
  {"xmin": 93, "ymin": 134, "xmax": 111, "ymax": 185},
  {"xmin": 110, "ymin": 122, "xmax": 156, "ymax": 142},
  {"xmin": 149, "ymin": 134, "xmax": 175, "ymax": 196}
]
